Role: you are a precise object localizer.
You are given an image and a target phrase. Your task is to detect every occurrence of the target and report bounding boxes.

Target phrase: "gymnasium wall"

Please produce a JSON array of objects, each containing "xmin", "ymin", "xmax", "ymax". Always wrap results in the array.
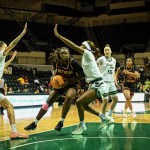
[{"xmin": 8, "ymin": 51, "xmax": 150, "ymax": 66}]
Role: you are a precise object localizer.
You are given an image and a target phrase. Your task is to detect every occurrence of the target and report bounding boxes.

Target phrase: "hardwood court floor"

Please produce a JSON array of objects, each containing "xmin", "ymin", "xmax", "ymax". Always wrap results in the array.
[{"xmin": 0, "ymin": 102, "xmax": 150, "ymax": 150}]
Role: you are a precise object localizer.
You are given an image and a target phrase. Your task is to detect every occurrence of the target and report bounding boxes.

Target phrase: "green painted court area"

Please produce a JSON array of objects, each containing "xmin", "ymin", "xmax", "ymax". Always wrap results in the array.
[{"xmin": 1, "ymin": 122, "xmax": 150, "ymax": 150}]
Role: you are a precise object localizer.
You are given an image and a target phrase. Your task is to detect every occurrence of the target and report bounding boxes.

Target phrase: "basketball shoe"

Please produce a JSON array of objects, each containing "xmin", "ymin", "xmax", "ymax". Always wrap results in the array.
[
  {"xmin": 99, "ymin": 116, "xmax": 114, "ymax": 129},
  {"xmin": 54, "ymin": 121, "xmax": 63, "ymax": 131},
  {"xmin": 72, "ymin": 124, "xmax": 87, "ymax": 135},
  {"xmin": 24, "ymin": 122, "xmax": 37, "ymax": 131},
  {"xmin": 10, "ymin": 132, "xmax": 29, "ymax": 139}
]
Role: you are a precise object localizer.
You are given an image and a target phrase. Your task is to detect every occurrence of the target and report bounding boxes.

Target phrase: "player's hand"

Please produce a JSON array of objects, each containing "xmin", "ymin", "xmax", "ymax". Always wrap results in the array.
[
  {"xmin": 22, "ymin": 22, "xmax": 27, "ymax": 35},
  {"xmin": 61, "ymin": 81, "xmax": 69, "ymax": 88},
  {"xmin": 115, "ymin": 80, "xmax": 120, "ymax": 89},
  {"xmin": 61, "ymin": 78, "xmax": 72, "ymax": 88},
  {"xmin": 122, "ymin": 69, "xmax": 128, "ymax": 75},
  {"xmin": 54, "ymin": 24, "xmax": 59, "ymax": 37},
  {"xmin": 11, "ymin": 51, "xmax": 17, "ymax": 61}
]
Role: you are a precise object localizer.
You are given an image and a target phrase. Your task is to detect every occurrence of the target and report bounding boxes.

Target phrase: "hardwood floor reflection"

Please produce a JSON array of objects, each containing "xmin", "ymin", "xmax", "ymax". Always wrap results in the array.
[{"xmin": 0, "ymin": 102, "xmax": 150, "ymax": 140}]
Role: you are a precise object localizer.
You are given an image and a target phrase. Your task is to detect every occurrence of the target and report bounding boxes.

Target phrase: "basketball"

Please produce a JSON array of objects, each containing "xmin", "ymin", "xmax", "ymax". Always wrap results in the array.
[{"xmin": 50, "ymin": 75, "xmax": 65, "ymax": 89}]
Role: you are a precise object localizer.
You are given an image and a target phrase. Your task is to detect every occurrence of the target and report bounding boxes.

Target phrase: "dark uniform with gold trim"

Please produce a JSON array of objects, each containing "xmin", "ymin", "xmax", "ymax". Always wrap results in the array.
[
  {"xmin": 119, "ymin": 65, "xmax": 138, "ymax": 95},
  {"xmin": 53, "ymin": 58, "xmax": 84, "ymax": 95}
]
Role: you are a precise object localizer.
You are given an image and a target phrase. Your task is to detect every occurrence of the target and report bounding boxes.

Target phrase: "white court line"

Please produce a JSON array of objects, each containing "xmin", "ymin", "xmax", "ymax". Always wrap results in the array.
[{"xmin": 9, "ymin": 136, "xmax": 150, "ymax": 149}]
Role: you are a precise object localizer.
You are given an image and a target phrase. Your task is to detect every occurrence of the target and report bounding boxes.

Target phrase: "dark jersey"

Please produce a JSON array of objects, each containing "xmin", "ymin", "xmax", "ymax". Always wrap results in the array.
[
  {"xmin": 53, "ymin": 58, "xmax": 83, "ymax": 80},
  {"xmin": 119, "ymin": 65, "xmax": 138, "ymax": 83}
]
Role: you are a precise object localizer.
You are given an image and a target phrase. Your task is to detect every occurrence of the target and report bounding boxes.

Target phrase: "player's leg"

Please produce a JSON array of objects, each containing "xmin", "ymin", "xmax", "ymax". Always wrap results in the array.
[
  {"xmin": 0, "ymin": 97, "xmax": 29, "ymax": 139},
  {"xmin": 55, "ymin": 87, "xmax": 76, "ymax": 131},
  {"xmin": 24, "ymin": 90, "xmax": 61, "ymax": 131},
  {"xmin": 122, "ymin": 89, "xmax": 131, "ymax": 117},
  {"xmin": 107, "ymin": 82, "xmax": 118, "ymax": 117}
]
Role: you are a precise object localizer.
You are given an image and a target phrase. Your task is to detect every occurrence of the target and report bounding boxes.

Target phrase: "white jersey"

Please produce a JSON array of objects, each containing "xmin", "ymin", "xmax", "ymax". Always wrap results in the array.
[
  {"xmin": 0, "ymin": 78, "xmax": 5, "ymax": 88},
  {"xmin": 0, "ymin": 50, "xmax": 6, "ymax": 79},
  {"xmin": 97, "ymin": 56, "xmax": 116, "ymax": 82},
  {"xmin": 81, "ymin": 49, "xmax": 103, "ymax": 83}
]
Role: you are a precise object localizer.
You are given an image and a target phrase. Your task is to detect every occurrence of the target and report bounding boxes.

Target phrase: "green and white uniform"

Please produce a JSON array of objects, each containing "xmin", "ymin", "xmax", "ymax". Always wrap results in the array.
[
  {"xmin": 81, "ymin": 50, "xmax": 108, "ymax": 99},
  {"xmin": 97, "ymin": 56, "xmax": 118, "ymax": 97}
]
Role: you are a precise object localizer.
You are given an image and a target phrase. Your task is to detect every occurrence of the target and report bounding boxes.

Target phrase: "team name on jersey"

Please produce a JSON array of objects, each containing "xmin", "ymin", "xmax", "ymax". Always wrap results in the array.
[{"xmin": 57, "ymin": 68, "xmax": 73, "ymax": 75}]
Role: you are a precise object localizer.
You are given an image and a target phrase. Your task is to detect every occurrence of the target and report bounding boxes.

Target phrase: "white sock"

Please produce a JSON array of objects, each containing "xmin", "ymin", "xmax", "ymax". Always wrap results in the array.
[
  {"xmin": 108, "ymin": 110, "xmax": 113, "ymax": 115},
  {"xmin": 124, "ymin": 109, "xmax": 127, "ymax": 112},
  {"xmin": 34, "ymin": 119, "xmax": 39, "ymax": 125},
  {"xmin": 60, "ymin": 118, "xmax": 64, "ymax": 122},
  {"xmin": 79, "ymin": 121, "xmax": 85, "ymax": 126},
  {"xmin": 11, "ymin": 124, "xmax": 17, "ymax": 132},
  {"xmin": 99, "ymin": 113, "xmax": 106, "ymax": 121},
  {"xmin": 131, "ymin": 110, "xmax": 135, "ymax": 113}
]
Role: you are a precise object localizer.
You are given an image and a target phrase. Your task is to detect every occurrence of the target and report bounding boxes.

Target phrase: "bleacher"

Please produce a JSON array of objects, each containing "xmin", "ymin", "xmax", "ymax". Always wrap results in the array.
[{"xmin": 93, "ymin": 22, "xmax": 150, "ymax": 53}]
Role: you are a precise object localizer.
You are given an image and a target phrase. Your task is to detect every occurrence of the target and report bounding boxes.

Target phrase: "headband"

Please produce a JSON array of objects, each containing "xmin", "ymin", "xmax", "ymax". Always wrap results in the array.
[{"xmin": 82, "ymin": 41, "xmax": 91, "ymax": 51}]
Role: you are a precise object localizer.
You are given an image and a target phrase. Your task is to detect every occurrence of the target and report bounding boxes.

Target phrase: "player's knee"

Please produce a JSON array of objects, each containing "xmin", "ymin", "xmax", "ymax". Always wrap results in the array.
[
  {"xmin": 5, "ymin": 102, "xmax": 13, "ymax": 110},
  {"xmin": 102, "ymin": 98, "xmax": 108, "ymax": 105},
  {"xmin": 111, "ymin": 95, "xmax": 118, "ymax": 102},
  {"xmin": 66, "ymin": 94, "xmax": 75, "ymax": 103},
  {"xmin": 42, "ymin": 103, "xmax": 49, "ymax": 111},
  {"xmin": 83, "ymin": 105, "xmax": 89, "ymax": 110},
  {"xmin": 66, "ymin": 97, "xmax": 73, "ymax": 104}
]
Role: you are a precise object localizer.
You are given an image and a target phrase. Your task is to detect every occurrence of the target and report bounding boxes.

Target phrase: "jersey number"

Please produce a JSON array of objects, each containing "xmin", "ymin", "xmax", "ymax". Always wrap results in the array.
[{"xmin": 108, "ymin": 70, "xmax": 113, "ymax": 74}]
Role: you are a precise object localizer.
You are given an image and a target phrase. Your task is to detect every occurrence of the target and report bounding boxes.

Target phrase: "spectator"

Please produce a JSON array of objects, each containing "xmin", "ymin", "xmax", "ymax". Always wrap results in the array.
[
  {"xmin": 7, "ymin": 87, "xmax": 14, "ymax": 94},
  {"xmin": 34, "ymin": 89, "xmax": 40, "ymax": 94},
  {"xmin": 144, "ymin": 57, "xmax": 149, "ymax": 65},
  {"xmin": 17, "ymin": 75, "xmax": 25, "ymax": 92},
  {"xmin": 24, "ymin": 76, "xmax": 29, "ymax": 85}
]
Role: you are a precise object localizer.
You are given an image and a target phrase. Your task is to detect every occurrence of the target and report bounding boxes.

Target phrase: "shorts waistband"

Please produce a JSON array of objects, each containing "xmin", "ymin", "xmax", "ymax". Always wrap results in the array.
[
  {"xmin": 104, "ymin": 81, "xmax": 113, "ymax": 83},
  {"xmin": 89, "ymin": 77, "xmax": 103, "ymax": 84}
]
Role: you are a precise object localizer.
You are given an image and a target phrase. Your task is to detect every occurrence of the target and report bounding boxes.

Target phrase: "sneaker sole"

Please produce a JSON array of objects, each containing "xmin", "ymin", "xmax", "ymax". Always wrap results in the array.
[
  {"xmin": 10, "ymin": 136, "xmax": 29, "ymax": 139},
  {"xmin": 24, "ymin": 127, "xmax": 36, "ymax": 131},
  {"xmin": 72, "ymin": 127, "xmax": 87, "ymax": 135},
  {"xmin": 54, "ymin": 128, "xmax": 61, "ymax": 132}
]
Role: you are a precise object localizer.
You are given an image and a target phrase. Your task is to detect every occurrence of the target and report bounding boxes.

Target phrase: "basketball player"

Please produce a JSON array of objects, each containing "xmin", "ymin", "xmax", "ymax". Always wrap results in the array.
[
  {"xmin": 116, "ymin": 57, "xmax": 140, "ymax": 118},
  {"xmin": 0, "ymin": 79, "xmax": 7, "ymax": 115},
  {"xmin": 0, "ymin": 51, "xmax": 17, "ymax": 115},
  {"xmin": 97, "ymin": 44, "xmax": 118, "ymax": 117},
  {"xmin": 24, "ymin": 47, "xmax": 85, "ymax": 132},
  {"xmin": 0, "ymin": 23, "xmax": 29, "ymax": 139},
  {"xmin": 54, "ymin": 24, "xmax": 114, "ymax": 135}
]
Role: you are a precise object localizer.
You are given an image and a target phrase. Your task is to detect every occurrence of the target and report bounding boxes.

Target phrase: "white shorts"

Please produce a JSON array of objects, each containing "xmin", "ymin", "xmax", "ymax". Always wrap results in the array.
[
  {"xmin": 105, "ymin": 81, "xmax": 118, "ymax": 97},
  {"xmin": 89, "ymin": 80, "xmax": 108, "ymax": 99},
  {"xmin": 0, "ymin": 93, "xmax": 5, "ymax": 102}
]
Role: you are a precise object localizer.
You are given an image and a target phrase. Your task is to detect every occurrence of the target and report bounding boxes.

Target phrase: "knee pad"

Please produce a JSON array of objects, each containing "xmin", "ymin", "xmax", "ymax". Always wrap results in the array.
[{"xmin": 42, "ymin": 103, "xmax": 49, "ymax": 111}]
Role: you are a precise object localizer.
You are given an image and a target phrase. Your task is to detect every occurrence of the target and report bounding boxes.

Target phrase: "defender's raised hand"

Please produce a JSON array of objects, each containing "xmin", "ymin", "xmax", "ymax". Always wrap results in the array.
[
  {"xmin": 54, "ymin": 24, "xmax": 59, "ymax": 37},
  {"xmin": 22, "ymin": 23, "xmax": 27, "ymax": 35}
]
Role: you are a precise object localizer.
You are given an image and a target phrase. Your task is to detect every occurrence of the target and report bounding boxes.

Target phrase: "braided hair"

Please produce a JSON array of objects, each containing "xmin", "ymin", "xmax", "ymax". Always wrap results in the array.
[{"xmin": 53, "ymin": 47, "xmax": 70, "ymax": 62}]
